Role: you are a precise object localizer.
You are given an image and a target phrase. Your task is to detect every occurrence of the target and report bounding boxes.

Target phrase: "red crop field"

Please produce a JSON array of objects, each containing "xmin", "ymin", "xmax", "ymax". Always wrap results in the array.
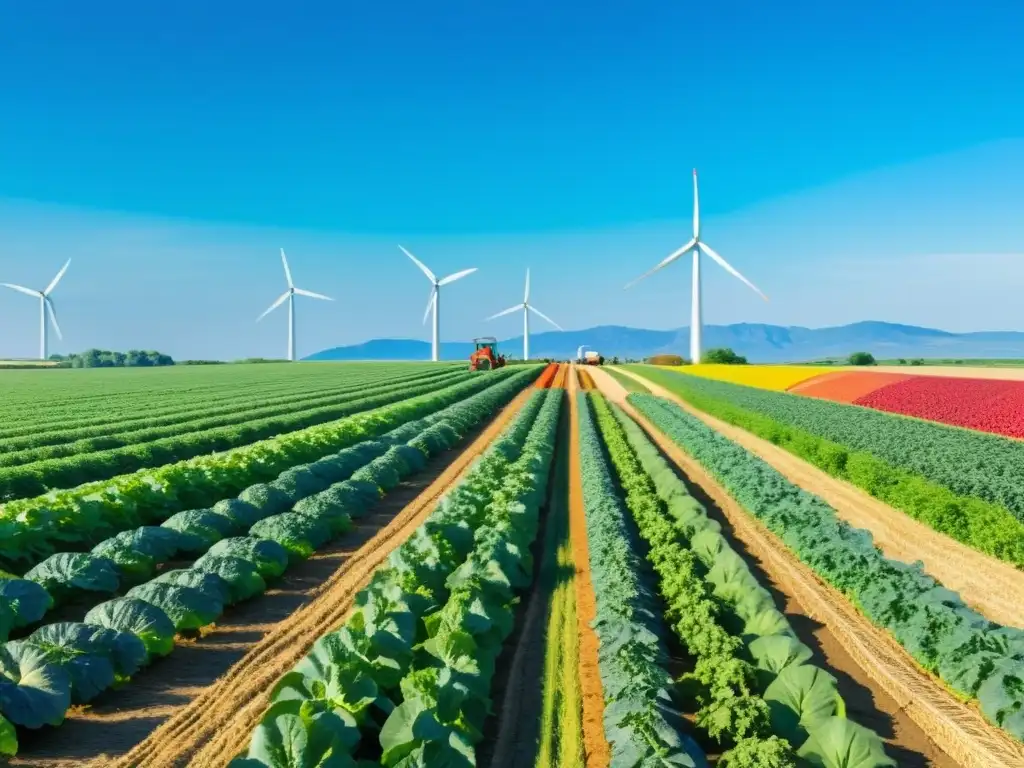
[{"xmin": 855, "ymin": 375, "xmax": 1024, "ymax": 438}]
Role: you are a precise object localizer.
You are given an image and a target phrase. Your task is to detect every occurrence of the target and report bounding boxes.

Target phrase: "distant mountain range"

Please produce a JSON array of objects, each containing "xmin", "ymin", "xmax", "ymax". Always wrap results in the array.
[{"xmin": 305, "ymin": 321, "xmax": 1024, "ymax": 364}]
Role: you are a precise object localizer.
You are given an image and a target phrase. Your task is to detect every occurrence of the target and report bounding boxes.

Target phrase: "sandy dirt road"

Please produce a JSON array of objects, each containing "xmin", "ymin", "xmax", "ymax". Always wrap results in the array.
[
  {"xmin": 609, "ymin": 367, "xmax": 1024, "ymax": 629},
  {"xmin": 71, "ymin": 387, "xmax": 536, "ymax": 768},
  {"xmin": 589, "ymin": 366, "xmax": 1024, "ymax": 767}
]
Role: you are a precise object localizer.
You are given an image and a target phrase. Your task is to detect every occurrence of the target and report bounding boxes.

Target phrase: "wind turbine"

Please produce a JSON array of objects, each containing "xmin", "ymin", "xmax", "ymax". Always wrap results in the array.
[
  {"xmin": 256, "ymin": 249, "xmax": 333, "ymax": 362},
  {"xmin": 1, "ymin": 260, "xmax": 70, "ymax": 360},
  {"xmin": 485, "ymin": 268, "xmax": 562, "ymax": 360},
  {"xmin": 624, "ymin": 169, "xmax": 768, "ymax": 363},
  {"xmin": 399, "ymin": 246, "xmax": 477, "ymax": 362}
]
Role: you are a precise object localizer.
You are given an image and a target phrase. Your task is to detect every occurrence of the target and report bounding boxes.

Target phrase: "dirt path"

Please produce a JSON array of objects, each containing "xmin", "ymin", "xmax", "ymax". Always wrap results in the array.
[
  {"xmin": 589, "ymin": 367, "xmax": 1024, "ymax": 768},
  {"xmin": 610, "ymin": 367, "xmax": 1024, "ymax": 628},
  {"xmin": 40, "ymin": 388, "xmax": 536, "ymax": 768},
  {"xmin": 567, "ymin": 368, "xmax": 610, "ymax": 767}
]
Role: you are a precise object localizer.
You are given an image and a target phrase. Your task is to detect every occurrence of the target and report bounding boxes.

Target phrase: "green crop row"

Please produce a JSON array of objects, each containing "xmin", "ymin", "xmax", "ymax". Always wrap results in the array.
[
  {"xmin": 589, "ymin": 393, "xmax": 894, "ymax": 767},
  {"xmin": 0, "ymin": 366, "xmax": 458, "ymax": 453},
  {"xmin": 0, "ymin": 363, "xmax": 456, "ymax": 421},
  {"xmin": 629, "ymin": 393, "xmax": 1024, "ymax": 744},
  {"xmin": 574, "ymin": 392, "xmax": 706, "ymax": 767},
  {"xmin": 0, "ymin": 369, "xmax": 478, "ymax": 501},
  {"xmin": 0, "ymin": 366, "xmax": 539, "ymax": 571},
  {"xmin": 626, "ymin": 366, "xmax": 1024, "ymax": 567},
  {"xmin": 2, "ymin": 372, "xmax": 529, "ymax": 632},
  {"xmin": 228, "ymin": 389, "xmax": 561, "ymax": 767},
  {"xmin": 0, "ymin": 371, "xmax": 533, "ymax": 758}
]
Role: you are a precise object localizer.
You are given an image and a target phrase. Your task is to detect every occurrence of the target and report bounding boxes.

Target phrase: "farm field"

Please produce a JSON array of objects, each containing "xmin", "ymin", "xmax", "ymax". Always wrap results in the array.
[
  {"xmin": 667, "ymin": 361, "xmax": 1024, "ymax": 439},
  {"xmin": 2, "ymin": 362, "xmax": 1021, "ymax": 767},
  {"xmin": 666, "ymin": 363, "xmax": 834, "ymax": 390}
]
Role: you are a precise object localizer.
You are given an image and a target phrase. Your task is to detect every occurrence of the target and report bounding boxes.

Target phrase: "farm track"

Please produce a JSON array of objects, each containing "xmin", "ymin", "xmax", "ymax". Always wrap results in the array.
[
  {"xmin": 615, "ymin": 368, "xmax": 1024, "ymax": 628},
  {"xmin": 566, "ymin": 368, "xmax": 610, "ymax": 767},
  {"xmin": 485, "ymin": 370, "xmax": 568, "ymax": 768},
  {"xmin": 590, "ymin": 367, "xmax": 1024, "ymax": 768},
  {"xmin": 66, "ymin": 386, "xmax": 538, "ymax": 768}
]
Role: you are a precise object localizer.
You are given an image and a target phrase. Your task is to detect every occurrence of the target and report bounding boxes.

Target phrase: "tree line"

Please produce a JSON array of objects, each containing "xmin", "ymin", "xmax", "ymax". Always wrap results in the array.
[{"xmin": 49, "ymin": 349, "xmax": 175, "ymax": 367}]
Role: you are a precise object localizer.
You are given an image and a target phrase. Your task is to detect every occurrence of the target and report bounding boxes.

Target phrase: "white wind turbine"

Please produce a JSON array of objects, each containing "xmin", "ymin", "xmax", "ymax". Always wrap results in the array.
[
  {"xmin": 256, "ymin": 249, "xmax": 333, "ymax": 362},
  {"xmin": 485, "ymin": 268, "xmax": 562, "ymax": 360},
  {"xmin": 399, "ymin": 246, "xmax": 477, "ymax": 362},
  {"xmin": 625, "ymin": 169, "xmax": 768, "ymax": 363},
  {"xmin": 2, "ymin": 259, "xmax": 71, "ymax": 360}
]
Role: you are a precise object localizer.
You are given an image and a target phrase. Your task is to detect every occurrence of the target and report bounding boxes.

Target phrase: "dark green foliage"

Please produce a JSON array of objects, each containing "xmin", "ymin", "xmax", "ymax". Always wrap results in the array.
[
  {"xmin": 629, "ymin": 393, "xmax": 1024, "ymax": 744},
  {"xmin": 702, "ymin": 348, "xmax": 747, "ymax": 364},
  {"xmin": 626, "ymin": 367, "xmax": 1024, "ymax": 566},
  {"xmin": 847, "ymin": 352, "xmax": 876, "ymax": 365}
]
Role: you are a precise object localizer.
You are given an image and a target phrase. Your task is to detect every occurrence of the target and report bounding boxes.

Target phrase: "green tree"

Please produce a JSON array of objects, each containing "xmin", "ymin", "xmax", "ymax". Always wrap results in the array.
[
  {"xmin": 848, "ymin": 351, "xmax": 876, "ymax": 366},
  {"xmin": 702, "ymin": 347, "xmax": 748, "ymax": 364}
]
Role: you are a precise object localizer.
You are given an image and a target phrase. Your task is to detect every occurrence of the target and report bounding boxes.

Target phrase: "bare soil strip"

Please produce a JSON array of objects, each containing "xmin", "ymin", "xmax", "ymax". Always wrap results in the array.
[
  {"xmin": 45, "ymin": 388, "xmax": 538, "ymax": 768},
  {"xmin": 487, "ymin": 383, "xmax": 580, "ymax": 768},
  {"xmin": 567, "ymin": 368, "xmax": 611, "ymax": 767},
  {"xmin": 590, "ymin": 367, "xmax": 1024, "ymax": 768},
  {"xmin": 614, "ymin": 367, "xmax": 1024, "ymax": 628}
]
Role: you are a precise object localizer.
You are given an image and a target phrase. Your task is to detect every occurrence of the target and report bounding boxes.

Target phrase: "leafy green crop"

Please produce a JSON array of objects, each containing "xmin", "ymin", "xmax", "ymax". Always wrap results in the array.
[
  {"xmin": 575, "ymin": 393, "xmax": 707, "ymax": 767},
  {"xmin": 627, "ymin": 366, "xmax": 1024, "ymax": 566},
  {"xmin": 0, "ymin": 366, "xmax": 538, "ymax": 755},
  {"xmin": 629, "ymin": 393, "xmax": 1024, "ymax": 744},
  {"xmin": 592, "ymin": 394, "xmax": 894, "ymax": 767},
  {"xmin": 231, "ymin": 389, "xmax": 562, "ymax": 767},
  {"xmin": 0, "ymin": 367, "xmax": 535, "ymax": 570}
]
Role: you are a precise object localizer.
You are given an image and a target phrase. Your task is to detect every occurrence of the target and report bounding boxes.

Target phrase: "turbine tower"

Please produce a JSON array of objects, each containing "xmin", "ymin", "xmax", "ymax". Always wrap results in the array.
[
  {"xmin": 399, "ymin": 246, "xmax": 476, "ymax": 362},
  {"xmin": 624, "ymin": 170, "xmax": 768, "ymax": 363},
  {"xmin": 256, "ymin": 249, "xmax": 333, "ymax": 361},
  {"xmin": 1, "ymin": 259, "xmax": 71, "ymax": 360},
  {"xmin": 485, "ymin": 268, "xmax": 562, "ymax": 360}
]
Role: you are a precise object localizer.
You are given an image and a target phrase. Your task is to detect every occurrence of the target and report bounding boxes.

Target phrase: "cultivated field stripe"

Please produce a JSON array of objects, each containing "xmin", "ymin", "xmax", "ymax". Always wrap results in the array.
[
  {"xmin": 595, "ymin": 370, "xmax": 1024, "ymax": 768},
  {"xmin": 615, "ymin": 367, "xmax": 1024, "ymax": 628},
  {"xmin": 97, "ymin": 387, "xmax": 537, "ymax": 768},
  {"xmin": 565, "ymin": 367, "xmax": 610, "ymax": 768}
]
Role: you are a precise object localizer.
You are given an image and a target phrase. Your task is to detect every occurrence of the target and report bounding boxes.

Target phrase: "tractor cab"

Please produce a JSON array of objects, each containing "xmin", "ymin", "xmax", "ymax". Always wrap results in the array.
[{"xmin": 470, "ymin": 337, "xmax": 506, "ymax": 371}]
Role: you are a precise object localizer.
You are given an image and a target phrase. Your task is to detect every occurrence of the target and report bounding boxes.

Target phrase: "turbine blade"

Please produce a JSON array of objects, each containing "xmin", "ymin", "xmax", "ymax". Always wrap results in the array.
[
  {"xmin": 399, "ymin": 245, "xmax": 437, "ymax": 283},
  {"xmin": 257, "ymin": 291, "xmax": 290, "ymax": 322},
  {"xmin": 698, "ymin": 241, "xmax": 769, "ymax": 301},
  {"xmin": 45, "ymin": 298, "xmax": 63, "ymax": 340},
  {"xmin": 438, "ymin": 267, "xmax": 477, "ymax": 286},
  {"xmin": 280, "ymin": 249, "xmax": 294, "ymax": 287},
  {"xmin": 422, "ymin": 288, "xmax": 437, "ymax": 325},
  {"xmin": 623, "ymin": 238, "xmax": 697, "ymax": 289},
  {"xmin": 1, "ymin": 283, "xmax": 41, "ymax": 298},
  {"xmin": 44, "ymin": 259, "xmax": 71, "ymax": 295},
  {"xmin": 294, "ymin": 287, "xmax": 333, "ymax": 301},
  {"xmin": 528, "ymin": 304, "xmax": 562, "ymax": 330},
  {"xmin": 524, "ymin": 268, "xmax": 530, "ymax": 303},
  {"xmin": 485, "ymin": 305, "xmax": 521, "ymax": 321}
]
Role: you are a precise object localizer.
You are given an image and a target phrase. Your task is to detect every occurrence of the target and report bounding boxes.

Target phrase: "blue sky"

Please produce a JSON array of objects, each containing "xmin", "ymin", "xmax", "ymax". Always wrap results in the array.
[{"xmin": 0, "ymin": 1, "xmax": 1022, "ymax": 359}]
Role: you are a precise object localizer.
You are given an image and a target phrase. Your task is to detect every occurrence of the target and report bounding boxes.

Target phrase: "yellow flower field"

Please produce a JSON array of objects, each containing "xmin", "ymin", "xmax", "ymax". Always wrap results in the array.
[{"xmin": 667, "ymin": 364, "xmax": 838, "ymax": 391}]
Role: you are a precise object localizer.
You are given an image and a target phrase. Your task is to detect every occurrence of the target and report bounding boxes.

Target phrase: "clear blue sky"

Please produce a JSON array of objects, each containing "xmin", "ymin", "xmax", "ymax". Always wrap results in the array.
[{"xmin": 1, "ymin": 1, "xmax": 1023, "ymax": 359}]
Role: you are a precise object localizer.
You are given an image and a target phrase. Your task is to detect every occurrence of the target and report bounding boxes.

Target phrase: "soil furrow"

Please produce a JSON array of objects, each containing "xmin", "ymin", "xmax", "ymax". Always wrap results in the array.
[{"xmin": 567, "ymin": 367, "xmax": 610, "ymax": 767}]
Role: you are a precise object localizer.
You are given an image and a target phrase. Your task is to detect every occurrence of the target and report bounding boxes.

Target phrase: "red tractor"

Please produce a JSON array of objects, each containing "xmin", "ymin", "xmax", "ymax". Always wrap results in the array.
[{"xmin": 469, "ymin": 337, "xmax": 507, "ymax": 371}]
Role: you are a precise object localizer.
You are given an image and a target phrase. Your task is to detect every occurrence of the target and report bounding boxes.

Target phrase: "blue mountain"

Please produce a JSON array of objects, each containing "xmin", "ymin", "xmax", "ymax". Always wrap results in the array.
[{"xmin": 305, "ymin": 321, "xmax": 1024, "ymax": 363}]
